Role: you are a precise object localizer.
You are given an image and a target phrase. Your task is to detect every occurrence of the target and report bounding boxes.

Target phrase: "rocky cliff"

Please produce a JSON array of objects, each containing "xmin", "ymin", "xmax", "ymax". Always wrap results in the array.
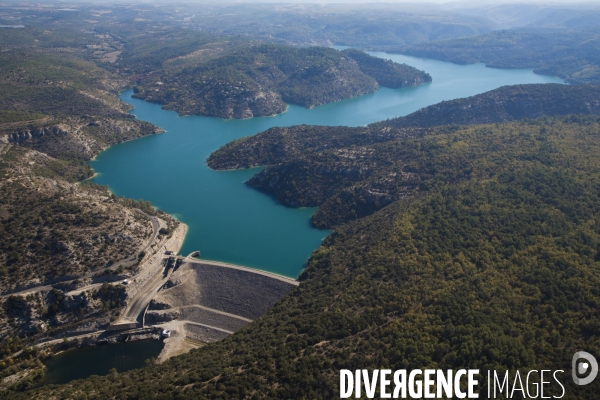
[{"xmin": 1, "ymin": 116, "xmax": 160, "ymax": 161}]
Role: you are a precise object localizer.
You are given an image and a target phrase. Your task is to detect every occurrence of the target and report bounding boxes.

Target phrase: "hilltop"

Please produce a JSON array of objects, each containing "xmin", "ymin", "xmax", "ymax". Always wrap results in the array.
[{"xmin": 377, "ymin": 83, "xmax": 600, "ymax": 128}]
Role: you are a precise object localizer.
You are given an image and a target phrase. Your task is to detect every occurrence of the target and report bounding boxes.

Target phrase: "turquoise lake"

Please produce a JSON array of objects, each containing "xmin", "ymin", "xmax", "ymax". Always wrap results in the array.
[{"xmin": 90, "ymin": 52, "xmax": 563, "ymax": 278}]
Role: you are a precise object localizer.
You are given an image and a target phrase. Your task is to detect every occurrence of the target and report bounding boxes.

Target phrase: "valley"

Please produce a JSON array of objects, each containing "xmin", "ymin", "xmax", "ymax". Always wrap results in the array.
[{"xmin": 1, "ymin": 1, "xmax": 599, "ymax": 398}]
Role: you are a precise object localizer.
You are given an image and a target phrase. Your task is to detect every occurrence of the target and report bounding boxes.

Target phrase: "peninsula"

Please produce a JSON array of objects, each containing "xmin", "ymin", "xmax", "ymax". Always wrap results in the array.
[
  {"xmin": 132, "ymin": 45, "xmax": 431, "ymax": 119},
  {"xmin": 208, "ymin": 84, "xmax": 600, "ymax": 227}
]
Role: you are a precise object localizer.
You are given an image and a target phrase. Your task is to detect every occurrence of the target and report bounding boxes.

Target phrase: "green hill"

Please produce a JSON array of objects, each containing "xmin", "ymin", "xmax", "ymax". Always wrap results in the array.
[
  {"xmin": 0, "ymin": 34, "xmax": 169, "ymax": 392},
  {"xmin": 379, "ymin": 83, "xmax": 600, "ymax": 128},
  {"xmin": 132, "ymin": 45, "xmax": 430, "ymax": 119},
  {"xmin": 209, "ymin": 84, "xmax": 600, "ymax": 227}
]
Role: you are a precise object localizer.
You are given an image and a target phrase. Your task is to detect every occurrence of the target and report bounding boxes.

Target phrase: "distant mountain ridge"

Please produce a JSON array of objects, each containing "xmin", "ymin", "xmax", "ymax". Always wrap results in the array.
[{"xmin": 390, "ymin": 28, "xmax": 600, "ymax": 84}]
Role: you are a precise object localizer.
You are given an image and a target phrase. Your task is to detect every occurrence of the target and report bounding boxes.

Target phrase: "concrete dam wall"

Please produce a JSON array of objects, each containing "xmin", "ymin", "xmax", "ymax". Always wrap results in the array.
[{"xmin": 146, "ymin": 260, "xmax": 298, "ymax": 343}]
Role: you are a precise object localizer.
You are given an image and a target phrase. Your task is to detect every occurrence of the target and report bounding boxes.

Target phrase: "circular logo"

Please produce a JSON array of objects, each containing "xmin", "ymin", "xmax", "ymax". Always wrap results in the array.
[{"xmin": 572, "ymin": 351, "xmax": 598, "ymax": 386}]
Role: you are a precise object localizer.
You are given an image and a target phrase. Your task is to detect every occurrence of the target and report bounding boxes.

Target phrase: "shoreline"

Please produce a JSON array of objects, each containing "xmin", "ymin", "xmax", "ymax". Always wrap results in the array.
[
  {"xmin": 88, "ymin": 128, "xmax": 166, "ymax": 163},
  {"xmin": 94, "ymin": 90, "xmax": 305, "ymax": 282},
  {"xmin": 132, "ymin": 89, "xmax": 290, "ymax": 121},
  {"xmin": 370, "ymin": 49, "xmax": 565, "ymax": 83}
]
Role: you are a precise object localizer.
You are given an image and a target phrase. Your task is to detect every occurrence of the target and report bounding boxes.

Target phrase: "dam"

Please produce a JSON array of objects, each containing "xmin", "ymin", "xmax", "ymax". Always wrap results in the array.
[{"xmin": 145, "ymin": 258, "xmax": 298, "ymax": 361}]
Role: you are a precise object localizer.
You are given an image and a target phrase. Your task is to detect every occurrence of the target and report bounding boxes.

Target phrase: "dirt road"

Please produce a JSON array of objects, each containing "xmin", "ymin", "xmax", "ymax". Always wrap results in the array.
[{"xmin": 119, "ymin": 259, "xmax": 171, "ymax": 326}]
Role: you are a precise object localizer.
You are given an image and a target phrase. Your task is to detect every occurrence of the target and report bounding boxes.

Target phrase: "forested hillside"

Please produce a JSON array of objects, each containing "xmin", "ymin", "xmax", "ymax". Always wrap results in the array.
[
  {"xmin": 209, "ymin": 84, "xmax": 600, "ymax": 227},
  {"xmin": 0, "ymin": 28, "xmax": 172, "ymax": 391},
  {"xmin": 0, "ymin": 40, "xmax": 164, "ymax": 281},
  {"xmin": 25, "ymin": 116, "xmax": 600, "ymax": 398},
  {"xmin": 132, "ymin": 45, "xmax": 431, "ymax": 119},
  {"xmin": 342, "ymin": 49, "xmax": 433, "ymax": 88},
  {"xmin": 379, "ymin": 84, "xmax": 600, "ymax": 128},
  {"xmin": 111, "ymin": 31, "xmax": 249, "ymax": 76},
  {"xmin": 0, "ymin": 46, "xmax": 161, "ymax": 159},
  {"xmin": 393, "ymin": 27, "xmax": 600, "ymax": 84},
  {"xmin": 209, "ymin": 84, "xmax": 600, "ymax": 169}
]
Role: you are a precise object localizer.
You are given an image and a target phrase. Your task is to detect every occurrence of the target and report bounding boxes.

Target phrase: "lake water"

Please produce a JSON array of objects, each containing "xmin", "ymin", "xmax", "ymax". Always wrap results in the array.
[
  {"xmin": 90, "ymin": 52, "xmax": 563, "ymax": 278},
  {"xmin": 41, "ymin": 340, "xmax": 163, "ymax": 386}
]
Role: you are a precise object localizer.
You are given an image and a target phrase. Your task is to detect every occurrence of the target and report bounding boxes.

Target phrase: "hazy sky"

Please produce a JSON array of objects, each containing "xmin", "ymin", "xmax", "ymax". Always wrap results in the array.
[
  {"xmin": 51, "ymin": 0, "xmax": 600, "ymax": 3},
  {"xmin": 43, "ymin": 0, "xmax": 600, "ymax": 9},
  {"xmin": 179, "ymin": 0, "xmax": 598, "ymax": 3}
]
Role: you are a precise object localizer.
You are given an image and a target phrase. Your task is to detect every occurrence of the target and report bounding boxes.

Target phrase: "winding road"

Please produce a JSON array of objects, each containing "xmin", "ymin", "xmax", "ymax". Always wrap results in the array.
[{"xmin": 136, "ymin": 211, "xmax": 161, "ymax": 256}]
